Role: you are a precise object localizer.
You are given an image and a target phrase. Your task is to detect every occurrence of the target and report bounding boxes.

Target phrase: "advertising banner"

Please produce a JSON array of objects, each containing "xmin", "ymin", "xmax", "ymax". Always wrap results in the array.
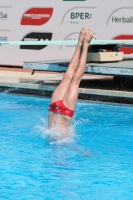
[{"xmin": 0, "ymin": 0, "xmax": 133, "ymax": 66}]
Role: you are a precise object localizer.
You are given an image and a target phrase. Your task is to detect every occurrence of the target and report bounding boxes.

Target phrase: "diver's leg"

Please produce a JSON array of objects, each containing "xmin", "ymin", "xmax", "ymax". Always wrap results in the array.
[
  {"xmin": 63, "ymin": 29, "xmax": 93, "ymax": 110},
  {"xmin": 50, "ymin": 28, "xmax": 85, "ymax": 103}
]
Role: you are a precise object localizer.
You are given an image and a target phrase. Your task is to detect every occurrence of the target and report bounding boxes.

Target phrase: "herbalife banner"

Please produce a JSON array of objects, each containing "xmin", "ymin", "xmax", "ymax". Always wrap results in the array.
[{"xmin": 0, "ymin": 0, "xmax": 133, "ymax": 66}]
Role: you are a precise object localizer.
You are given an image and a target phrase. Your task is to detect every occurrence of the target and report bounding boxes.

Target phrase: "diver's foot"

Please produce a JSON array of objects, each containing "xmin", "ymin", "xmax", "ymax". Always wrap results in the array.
[
  {"xmin": 77, "ymin": 27, "xmax": 85, "ymax": 47},
  {"xmin": 83, "ymin": 28, "xmax": 93, "ymax": 48}
]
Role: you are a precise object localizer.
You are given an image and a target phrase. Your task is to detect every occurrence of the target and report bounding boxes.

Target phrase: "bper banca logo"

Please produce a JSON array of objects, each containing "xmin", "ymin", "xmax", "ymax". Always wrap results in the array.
[
  {"xmin": 61, "ymin": 7, "xmax": 95, "ymax": 25},
  {"xmin": 70, "ymin": 12, "xmax": 92, "ymax": 23},
  {"xmin": 20, "ymin": 32, "xmax": 52, "ymax": 50},
  {"xmin": 70, "ymin": 12, "xmax": 92, "ymax": 24}
]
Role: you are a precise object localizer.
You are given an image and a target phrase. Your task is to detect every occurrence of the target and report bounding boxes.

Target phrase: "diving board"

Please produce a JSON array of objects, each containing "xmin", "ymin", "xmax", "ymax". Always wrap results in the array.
[
  {"xmin": 23, "ymin": 57, "xmax": 133, "ymax": 77},
  {"xmin": 23, "ymin": 39, "xmax": 133, "ymax": 77},
  {"xmin": 0, "ymin": 39, "xmax": 133, "ymax": 46},
  {"xmin": 0, "ymin": 39, "xmax": 131, "ymax": 77}
]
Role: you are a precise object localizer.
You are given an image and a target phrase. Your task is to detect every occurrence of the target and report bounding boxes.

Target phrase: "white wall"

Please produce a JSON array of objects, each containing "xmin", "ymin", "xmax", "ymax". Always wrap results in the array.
[{"xmin": 0, "ymin": 0, "xmax": 133, "ymax": 66}]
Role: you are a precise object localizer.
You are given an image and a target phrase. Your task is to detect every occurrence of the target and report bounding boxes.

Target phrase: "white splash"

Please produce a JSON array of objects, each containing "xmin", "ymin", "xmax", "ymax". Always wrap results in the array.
[
  {"xmin": 34, "ymin": 116, "xmax": 92, "ymax": 156},
  {"xmin": 35, "ymin": 116, "xmax": 77, "ymax": 144}
]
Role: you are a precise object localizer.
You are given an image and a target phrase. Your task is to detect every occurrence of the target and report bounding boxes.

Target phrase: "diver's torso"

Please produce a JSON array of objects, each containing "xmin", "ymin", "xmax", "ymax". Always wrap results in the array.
[{"xmin": 48, "ymin": 111, "xmax": 72, "ymax": 130}]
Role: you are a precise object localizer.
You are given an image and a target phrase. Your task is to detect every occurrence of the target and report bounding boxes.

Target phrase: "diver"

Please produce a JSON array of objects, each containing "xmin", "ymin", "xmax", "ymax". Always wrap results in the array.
[{"xmin": 48, "ymin": 28, "xmax": 93, "ymax": 136}]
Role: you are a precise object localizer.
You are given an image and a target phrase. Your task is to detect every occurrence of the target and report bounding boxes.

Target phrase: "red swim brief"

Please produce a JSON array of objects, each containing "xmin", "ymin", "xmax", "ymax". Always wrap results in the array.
[{"xmin": 49, "ymin": 100, "xmax": 74, "ymax": 117}]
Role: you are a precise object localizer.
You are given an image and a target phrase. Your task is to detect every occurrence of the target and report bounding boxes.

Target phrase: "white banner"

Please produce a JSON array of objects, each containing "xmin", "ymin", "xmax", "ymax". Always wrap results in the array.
[{"xmin": 0, "ymin": 0, "xmax": 133, "ymax": 66}]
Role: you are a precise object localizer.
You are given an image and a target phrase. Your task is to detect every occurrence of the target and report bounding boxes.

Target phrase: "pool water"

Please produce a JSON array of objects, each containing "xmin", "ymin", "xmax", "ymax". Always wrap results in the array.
[{"xmin": 0, "ymin": 93, "xmax": 133, "ymax": 200}]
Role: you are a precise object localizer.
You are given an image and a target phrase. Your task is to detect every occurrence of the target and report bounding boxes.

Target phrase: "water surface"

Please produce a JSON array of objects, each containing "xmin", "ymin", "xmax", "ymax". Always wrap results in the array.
[{"xmin": 0, "ymin": 93, "xmax": 133, "ymax": 200}]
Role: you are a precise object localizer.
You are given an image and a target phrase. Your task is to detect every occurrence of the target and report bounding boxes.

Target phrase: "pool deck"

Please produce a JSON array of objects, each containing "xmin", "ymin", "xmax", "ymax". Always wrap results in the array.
[{"xmin": 0, "ymin": 66, "xmax": 133, "ymax": 103}]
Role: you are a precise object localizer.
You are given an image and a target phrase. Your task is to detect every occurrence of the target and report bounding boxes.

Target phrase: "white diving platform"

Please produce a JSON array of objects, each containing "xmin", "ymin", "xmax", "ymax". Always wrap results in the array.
[
  {"xmin": 0, "ymin": 38, "xmax": 133, "ymax": 77},
  {"xmin": 23, "ymin": 40, "xmax": 133, "ymax": 77},
  {"xmin": 23, "ymin": 57, "xmax": 133, "ymax": 77}
]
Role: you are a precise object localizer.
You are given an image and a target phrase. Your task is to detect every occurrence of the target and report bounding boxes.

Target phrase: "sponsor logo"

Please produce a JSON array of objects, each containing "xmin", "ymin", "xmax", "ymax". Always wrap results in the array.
[
  {"xmin": 61, "ymin": 7, "xmax": 95, "ymax": 25},
  {"xmin": 20, "ymin": 32, "xmax": 52, "ymax": 50},
  {"xmin": 112, "ymin": 16, "xmax": 133, "ymax": 23},
  {"xmin": 65, "ymin": 37, "xmax": 77, "ymax": 47},
  {"xmin": 0, "ymin": 12, "xmax": 7, "ymax": 19},
  {"xmin": 70, "ymin": 12, "xmax": 92, "ymax": 24},
  {"xmin": 21, "ymin": 8, "xmax": 53, "ymax": 26},
  {"xmin": 113, "ymin": 35, "xmax": 133, "ymax": 54},
  {"xmin": 106, "ymin": 8, "xmax": 133, "ymax": 25},
  {"xmin": 60, "ymin": 33, "xmax": 79, "ymax": 49},
  {"xmin": 0, "ymin": 36, "xmax": 8, "ymax": 41}
]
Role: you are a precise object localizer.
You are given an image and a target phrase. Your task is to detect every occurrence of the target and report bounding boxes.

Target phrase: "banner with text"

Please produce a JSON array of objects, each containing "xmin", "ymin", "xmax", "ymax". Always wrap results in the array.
[{"xmin": 0, "ymin": 0, "xmax": 133, "ymax": 66}]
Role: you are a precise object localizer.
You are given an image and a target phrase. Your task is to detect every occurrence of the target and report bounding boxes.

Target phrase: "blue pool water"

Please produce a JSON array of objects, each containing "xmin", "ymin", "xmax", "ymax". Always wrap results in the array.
[{"xmin": 0, "ymin": 93, "xmax": 133, "ymax": 200}]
